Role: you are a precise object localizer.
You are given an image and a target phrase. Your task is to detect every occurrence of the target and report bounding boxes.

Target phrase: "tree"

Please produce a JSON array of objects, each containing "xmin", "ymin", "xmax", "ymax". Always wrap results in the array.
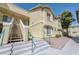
[{"xmin": 60, "ymin": 10, "xmax": 75, "ymax": 36}]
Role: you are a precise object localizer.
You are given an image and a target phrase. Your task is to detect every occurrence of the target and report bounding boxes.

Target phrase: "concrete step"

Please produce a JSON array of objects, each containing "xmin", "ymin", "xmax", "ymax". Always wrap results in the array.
[
  {"xmin": 12, "ymin": 40, "xmax": 49, "ymax": 55},
  {"xmin": 13, "ymin": 40, "xmax": 45, "ymax": 48},
  {"xmin": 0, "ymin": 40, "xmax": 51, "ymax": 55},
  {"xmin": 0, "ymin": 43, "xmax": 12, "ymax": 55},
  {"xmin": 12, "ymin": 46, "xmax": 31, "ymax": 55},
  {"xmin": 33, "ymin": 42, "xmax": 50, "ymax": 54}
]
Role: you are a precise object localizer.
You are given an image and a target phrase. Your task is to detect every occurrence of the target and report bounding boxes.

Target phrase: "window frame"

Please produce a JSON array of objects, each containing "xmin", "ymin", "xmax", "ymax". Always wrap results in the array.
[
  {"xmin": 2, "ymin": 15, "xmax": 12, "ymax": 22},
  {"xmin": 47, "ymin": 12, "xmax": 51, "ymax": 21},
  {"xmin": 44, "ymin": 26, "xmax": 53, "ymax": 36}
]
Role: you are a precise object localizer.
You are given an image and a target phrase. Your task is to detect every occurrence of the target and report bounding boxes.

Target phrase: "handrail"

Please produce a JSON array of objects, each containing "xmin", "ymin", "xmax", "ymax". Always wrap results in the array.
[
  {"xmin": 48, "ymin": 35, "xmax": 51, "ymax": 44},
  {"xmin": 0, "ymin": 29, "xmax": 5, "ymax": 46},
  {"xmin": 10, "ymin": 43, "xmax": 14, "ymax": 55},
  {"xmin": 28, "ymin": 31, "xmax": 36, "ymax": 53}
]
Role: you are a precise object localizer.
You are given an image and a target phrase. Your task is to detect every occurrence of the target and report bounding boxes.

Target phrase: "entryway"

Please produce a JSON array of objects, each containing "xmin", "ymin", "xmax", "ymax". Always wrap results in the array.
[{"xmin": 8, "ymin": 20, "xmax": 23, "ymax": 43}]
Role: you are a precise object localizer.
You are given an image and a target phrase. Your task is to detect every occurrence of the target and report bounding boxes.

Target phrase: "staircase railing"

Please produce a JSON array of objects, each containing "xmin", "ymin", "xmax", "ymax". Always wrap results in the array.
[
  {"xmin": 48, "ymin": 35, "xmax": 51, "ymax": 44},
  {"xmin": 28, "ymin": 31, "xmax": 36, "ymax": 53},
  {"xmin": 0, "ymin": 29, "xmax": 5, "ymax": 46},
  {"xmin": 10, "ymin": 43, "xmax": 14, "ymax": 55}
]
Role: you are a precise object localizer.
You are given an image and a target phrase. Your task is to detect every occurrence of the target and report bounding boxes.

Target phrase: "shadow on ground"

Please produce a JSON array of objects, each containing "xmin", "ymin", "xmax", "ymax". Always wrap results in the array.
[{"xmin": 70, "ymin": 36, "xmax": 79, "ymax": 43}]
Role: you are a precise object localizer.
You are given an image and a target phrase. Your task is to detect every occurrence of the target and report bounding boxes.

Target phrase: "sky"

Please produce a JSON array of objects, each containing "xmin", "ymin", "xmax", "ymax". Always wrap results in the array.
[{"xmin": 15, "ymin": 3, "xmax": 79, "ymax": 26}]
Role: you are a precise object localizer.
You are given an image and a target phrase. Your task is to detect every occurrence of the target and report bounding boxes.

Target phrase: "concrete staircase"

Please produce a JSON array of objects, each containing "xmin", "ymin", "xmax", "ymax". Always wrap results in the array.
[{"xmin": 0, "ymin": 40, "xmax": 50, "ymax": 55}]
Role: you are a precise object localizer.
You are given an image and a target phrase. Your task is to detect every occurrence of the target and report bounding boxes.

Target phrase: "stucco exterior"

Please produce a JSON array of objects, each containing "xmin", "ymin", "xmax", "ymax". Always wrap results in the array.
[
  {"xmin": 0, "ymin": 3, "xmax": 29, "ymax": 44},
  {"xmin": 0, "ymin": 3, "xmax": 62, "ymax": 45},
  {"xmin": 29, "ymin": 5, "xmax": 62, "ymax": 39}
]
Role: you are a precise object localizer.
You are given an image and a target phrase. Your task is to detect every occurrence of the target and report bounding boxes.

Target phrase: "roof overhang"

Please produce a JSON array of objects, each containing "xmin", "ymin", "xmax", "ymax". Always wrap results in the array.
[
  {"xmin": 0, "ymin": 3, "xmax": 29, "ymax": 20},
  {"xmin": 29, "ymin": 4, "xmax": 55, "ymax": 18}
]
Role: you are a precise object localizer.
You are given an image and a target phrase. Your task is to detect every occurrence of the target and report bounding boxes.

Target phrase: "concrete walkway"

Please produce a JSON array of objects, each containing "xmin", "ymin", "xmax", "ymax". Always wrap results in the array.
[
  {"xmin": 61, "ymin": 39, "xmax": 79, "ymax": 55},
  {"xmin": 50, "ymin": 37, "xmax": 70, "ymax": 49},
  {"xmin": 0, "ymin": 38, "xmax": 79, "ymax": 55},
  {"xmin": 36, "ymin": 39, "xmax": 79, "ymax": 55}
]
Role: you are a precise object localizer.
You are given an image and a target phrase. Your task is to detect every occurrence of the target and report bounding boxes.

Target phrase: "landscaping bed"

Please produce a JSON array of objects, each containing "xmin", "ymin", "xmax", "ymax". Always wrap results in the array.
[{"xmin": 45, "ymin": 37, "xmax": 71, "ymax": 49}]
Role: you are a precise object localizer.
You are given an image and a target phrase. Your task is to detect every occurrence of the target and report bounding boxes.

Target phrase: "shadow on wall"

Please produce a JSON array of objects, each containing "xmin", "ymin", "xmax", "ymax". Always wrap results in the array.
[{"xmin": 71, "ymin": 36, "xmax": 79, "ymax": 43}]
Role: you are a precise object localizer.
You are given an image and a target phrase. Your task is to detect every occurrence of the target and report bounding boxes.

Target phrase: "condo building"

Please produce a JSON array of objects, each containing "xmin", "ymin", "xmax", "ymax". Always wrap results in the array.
[{"xmin": 0, "ymin": 3, "xmax": 62, "ymax": 45}]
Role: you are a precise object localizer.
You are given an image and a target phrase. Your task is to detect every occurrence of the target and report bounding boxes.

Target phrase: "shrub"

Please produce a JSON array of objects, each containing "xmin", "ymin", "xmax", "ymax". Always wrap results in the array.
[{"xmin": 55, "ymin": 34, "xmax": 61, "ymax": 38}]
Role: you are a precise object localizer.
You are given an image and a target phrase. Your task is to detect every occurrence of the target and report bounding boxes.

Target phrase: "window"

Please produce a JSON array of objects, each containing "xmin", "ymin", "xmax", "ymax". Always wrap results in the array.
[
  {"xmin": 47, "ymin": 12, "xmax": 51, "ymax": 21},
  {"xmin": 45, "ymin": 9, "xmax": 51, "ymax": 21},
  {"xmin": 3, "ymin": 15, "xmax": 12, "ymax": 22},
  {"xmin": 47, "ymin": 28, "xmax": 51, "ymax": 36},
  {"xmin": 44, "ymin": 26, "xmax": 53, "ymax": 36}
]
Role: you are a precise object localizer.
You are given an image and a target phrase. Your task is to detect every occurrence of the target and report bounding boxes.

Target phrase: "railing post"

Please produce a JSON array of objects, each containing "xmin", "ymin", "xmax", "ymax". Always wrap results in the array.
[
  {"xmin": 28, "ymin": 32, "xmax": 36, "ymax": 54},
  {"xmin": 32, "ymin": 37, "xmax": 36, "ymax": 54},
  {"xmin": 10, "ymin": 43, "xmax": 14, "ymax": 55},
  {"xmin": 43, "ymin": 31, "xmax": 45, "ymax": 40},
  {"xmin": 48, "ymin": 35, "xmax": 51, "ymax": 44},
  {"xmin": 32, "ymin": 37, "xmax": 34, "ymax": 53}
]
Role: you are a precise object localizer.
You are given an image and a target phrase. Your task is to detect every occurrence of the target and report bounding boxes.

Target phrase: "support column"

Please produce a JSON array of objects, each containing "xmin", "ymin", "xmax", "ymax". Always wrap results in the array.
[{"xmin": 19, "ymin": 20, "xmax": 29, "ymax": 42}]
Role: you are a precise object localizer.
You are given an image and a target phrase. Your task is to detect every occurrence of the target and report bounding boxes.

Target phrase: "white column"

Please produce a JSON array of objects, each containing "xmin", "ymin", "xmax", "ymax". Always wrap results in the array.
[
  {"xmin": 19, "ymin": 19, "xmax": 29, "ymax": 42},
  {"xmin": 2, "ymin": 18, "xmax": 14, "ymax": 44}
]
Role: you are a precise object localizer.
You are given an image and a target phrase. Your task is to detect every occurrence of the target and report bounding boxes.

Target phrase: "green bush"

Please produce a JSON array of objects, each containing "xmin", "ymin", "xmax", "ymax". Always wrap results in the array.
[{"xmin": 55, "ymin": 34, "xmax": 61, "ymax": 38}]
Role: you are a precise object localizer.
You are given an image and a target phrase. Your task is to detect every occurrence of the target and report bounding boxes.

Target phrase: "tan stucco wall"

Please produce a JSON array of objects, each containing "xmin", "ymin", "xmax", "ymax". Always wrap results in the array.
[
  {"xmin": 43, "ymin": 8, "xmax": 54, "ymax": 26},
  {"xmin": 29, "ymin": 22, "xmax": 43, "ymax": 39},
  {"xmin": 29, "ymin": 8, "xmax": 62, "ymax": 39},
  {"xmin": 54, "ymin": 19, "xmax": 62, "ymax": 36},
  {"xmin": 29, "ymin": 10, "xmax": 43, "ymax": 25},
  {"xmin": 29, "ymin": 10, "xmax": 44, "ymax": 39},
  {"xmin": 43, "ymin": 9, "xmax": 62, "ymax": 37}
]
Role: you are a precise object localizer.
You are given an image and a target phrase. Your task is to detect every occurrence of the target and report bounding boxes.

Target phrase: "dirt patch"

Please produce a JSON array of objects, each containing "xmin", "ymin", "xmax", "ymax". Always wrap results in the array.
[{"xmin": 45, "ymin": 37, "xmax": 71, "ymax": 49}]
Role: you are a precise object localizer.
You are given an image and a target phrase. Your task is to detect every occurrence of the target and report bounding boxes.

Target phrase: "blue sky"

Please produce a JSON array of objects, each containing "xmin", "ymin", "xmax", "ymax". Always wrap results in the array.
[{"xmin": 15, "ymin": 3, "xmax": 79, "ymax": 26}]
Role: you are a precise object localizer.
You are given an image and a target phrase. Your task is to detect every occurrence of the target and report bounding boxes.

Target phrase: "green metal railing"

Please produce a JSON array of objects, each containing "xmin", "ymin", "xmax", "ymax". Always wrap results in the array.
[
  {"xmin": 48, "ymin": 35, "xmax": 51, "ymax": 44},
  {"xmin": 28, "ymin": 32, "xmax": 36, "ymax": 53},
  {"xmin": 10, "ymin": 43, "xmax": 14, "ymax": 55},
  {"xmin": 0, "ymin": 29, "xmax": 5, "ymax": 46}
]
